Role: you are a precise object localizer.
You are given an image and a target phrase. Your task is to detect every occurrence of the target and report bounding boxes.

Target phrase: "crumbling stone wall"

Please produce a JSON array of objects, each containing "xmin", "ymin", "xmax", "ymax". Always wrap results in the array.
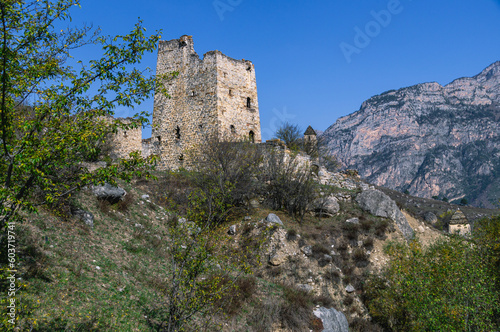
[
  {"xmin": 152, "ymin": 35, "xmax": 261, "ymax": 169},
  {"xmin": 107, "ymin": 117, "xmax": 142, "ymax": 159}
]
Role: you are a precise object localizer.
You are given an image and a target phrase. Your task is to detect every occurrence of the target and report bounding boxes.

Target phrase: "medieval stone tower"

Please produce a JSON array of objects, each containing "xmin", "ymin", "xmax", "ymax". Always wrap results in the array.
[{"xmin": 152, "ymin": 35, "xmax": 261, "ymax": 169}]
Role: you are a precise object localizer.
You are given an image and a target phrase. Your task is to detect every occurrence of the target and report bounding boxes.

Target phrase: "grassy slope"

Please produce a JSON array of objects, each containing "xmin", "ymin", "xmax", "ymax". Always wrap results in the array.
[{"xmin": 6, "ymin": 172, "xmax": 499, "ymax": 331}]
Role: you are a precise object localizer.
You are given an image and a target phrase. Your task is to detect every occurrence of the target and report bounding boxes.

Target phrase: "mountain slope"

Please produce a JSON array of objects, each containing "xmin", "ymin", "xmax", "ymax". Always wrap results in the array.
[{"xmin": 322, "ymin": 61, "xmax": 500, "ymax": 208}]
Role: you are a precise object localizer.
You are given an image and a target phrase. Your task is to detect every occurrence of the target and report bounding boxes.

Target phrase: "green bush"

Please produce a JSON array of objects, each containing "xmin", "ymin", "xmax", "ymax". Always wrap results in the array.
[{"xmin": 365, "ymin": 235, "xmax": 500, "ymax": 331}]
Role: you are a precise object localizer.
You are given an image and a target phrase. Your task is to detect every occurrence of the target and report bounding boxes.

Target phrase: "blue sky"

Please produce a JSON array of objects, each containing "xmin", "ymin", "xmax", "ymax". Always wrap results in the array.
[{"xmin": 69, "ymin": 0, "xmax": 500, "ymax": 140}]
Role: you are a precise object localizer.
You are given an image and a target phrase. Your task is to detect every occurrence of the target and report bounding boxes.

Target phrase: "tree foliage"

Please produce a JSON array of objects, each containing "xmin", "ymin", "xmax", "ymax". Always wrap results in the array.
[
  {"xmin": 274, "ymin": 121, "xmax": 302, "ymax": 151},
  {"xmin": 365, "ymin": 232, "xmax": 500, "ymax": 331},
  {"xmin": 146, "ymin": 203, "xmax": 257, "ymax": 331},
  {"xmin": 0, "ymin": 0, "xmax": 168, "ymax": 226}
]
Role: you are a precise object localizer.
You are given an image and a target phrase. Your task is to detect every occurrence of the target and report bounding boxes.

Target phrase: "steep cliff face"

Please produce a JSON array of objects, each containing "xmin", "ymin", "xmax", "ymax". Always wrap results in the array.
[{"xmin": 322, "ymin": 62, "xmax": 500, "ymax": 208}]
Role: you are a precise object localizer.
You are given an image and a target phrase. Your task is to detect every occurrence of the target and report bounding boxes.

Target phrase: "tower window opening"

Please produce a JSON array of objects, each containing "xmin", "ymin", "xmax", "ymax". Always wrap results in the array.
[
  {"xmin": 123, "ymin": 131, "xmax": 127, "ymax": 138},
  {"xmin": 178, "ymin": 154, "xmax": 184, "ymax": 161},
  {"xmin": 199, "ymin": 124, "xmax": 203, "ymax": 129},
  {"xmin": 157, "ymin": 136, "xmax": 161, "ymax": 143},
  {"xmin": 247, "ymin": 65, "xmax": 252, "ymax": 71},
  {"xmin": 229, "ymin": 89, "xmax": 233, "ymax": 96},
  {"xmin": 175, "ymin": 126, "xmax": 181, "ymax": 139},
  {"xmin": 249, "ymin": 130, "xmax": 255, "ymax": 143},
  {"xmin": 230, "ymin": 125, "xmax": 236, "ymax": 134},
  {"xmin": 191, "ymin": 90, "xmax": 196, "ymax": 97},
  {"xmin": 246, "ymin": 97, "xmax": 251, "ymax": 108}
]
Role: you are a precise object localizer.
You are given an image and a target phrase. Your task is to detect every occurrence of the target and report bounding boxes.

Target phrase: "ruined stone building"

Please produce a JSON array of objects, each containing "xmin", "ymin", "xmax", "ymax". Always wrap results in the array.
[
  {"xmin": 147, "ymin": 35, "xmax": 262, "ymax": 169},
  {"xmin": 303, "ymin": 125, "xmax": 318, "ymax": 157}
]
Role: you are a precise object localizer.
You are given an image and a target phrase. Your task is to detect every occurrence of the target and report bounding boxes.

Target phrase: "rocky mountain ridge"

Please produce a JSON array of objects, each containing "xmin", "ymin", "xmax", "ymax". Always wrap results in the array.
[{"xmin": 322, "ymin": 61, "xmax": 500, "ymax": 208}]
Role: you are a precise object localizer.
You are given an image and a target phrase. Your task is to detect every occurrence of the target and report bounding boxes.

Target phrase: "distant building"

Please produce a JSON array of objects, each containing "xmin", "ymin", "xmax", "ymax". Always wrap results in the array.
[
  {"xmin": 303, "ymin": 125, "xmax": 318, "ymax": 157},
  {"xmin": 448, "ymin": 209, "xmax": 470, "ymax": 236}
]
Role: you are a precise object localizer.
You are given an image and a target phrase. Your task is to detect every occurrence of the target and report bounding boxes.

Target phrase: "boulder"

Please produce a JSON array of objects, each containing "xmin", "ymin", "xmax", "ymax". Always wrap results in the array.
[
  {"xmin": 313, "ymin": 307, "xmax": 349, "ymax": 332},
  {"xmin": 265, "ymin": 213, "xmax": 284, "ymax": 226},
  {"xmin": 345, "ymin": 217, "xmax": 359, "ymax": 224},
  {"xmin": 300, "ymin": 245, "xmax": 313, "ymax": 256},
  {"xmin": 269, "ymin": 251, "xmax": 287, "ymax": 266},
  {"xmin": 296, "ymin": 284, "xmax": 313, "ymax": 293},
  {"xmin": 345, "ymin": 284, "xmax": 355, "ymax": 293},
  {"xmin": 313, "ymin": 195, "xmax": 340, "ymax": 217},
  {"xmin": 356, "ymin": 189, "xmax": 414, "ymax": 239},
  {"xmin": 423, "ymin": 211, "xmax": 438, "ymax": 224},
  {"xmin": 228, "ymin": 225, "xmax": 236, "ymax": 235},
  {"xmin": 92, "ymin": 183, "xmax": 126, "ymax": 203},
  {"xmin": 249, "ymin": 198, "xmax": 260, "ymax": 209},
  {"xmin": 71, "ymin": 208, "xmax": 94, "ymax": 228}
]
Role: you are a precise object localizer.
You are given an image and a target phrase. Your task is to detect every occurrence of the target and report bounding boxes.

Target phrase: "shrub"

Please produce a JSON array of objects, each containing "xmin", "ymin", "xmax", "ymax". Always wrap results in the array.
[
  {"xmin": 365, "ymin": 237, "xmax": 500, "ymax": 331},
  {"xmin": 363, "ymin": 236, "xmax": 374, "ymax": 250},
  {"xmin": 247, "ymin": 300, "xmax": 281, "ymax": 332},
  {"xmin": 324, "ymin": 269, "xmax": 341, "ymax": 284},
  {"xmin": 117, "ymin": 192, "xmax": 135, "ymax": 212},
  {"xmin": 286, "ymin": 229, "xmax": 298, "ymax": 241},
  {"xmin": 190, "ymin": 135, "xmax": 264, "ymax": 209},
  {"xmin": 374, "ymin": 219, "xmax": 389, "ymax": 238},
  {"xmin": 260, "ymin": 149, "xmax": 317, "ymax": 221},
  {"xmin": 337, "ymin": 238, "xmax": 349, "ymax": 252},
  {"xmin": 280, "ymin": 286, "xmax": 313, "ymax": 331},
  {"xmin": 350, "ymin": 318, "xmax": 384, "ymax": 332},
  {"xmin": 97, "ymin": 199, "xmax": 111, "ymax": 214},
  {"xmin": 342, "ymin": 222, "xmax": 359, "ymax": 240},
  {"xmin": 218, "ymin": 275, "xmax": 257, "ymax": 316},
  {"xmin": 313, "ymin": 294, "xmax": 334, "ymax": 307},
  {"xmin": 312, "ymin": 243, "xmax": 330, "ymax": 257},
  {"xmin": 310, "ymin": 316, "xmax": 325, "ymax": 332},
  {"xmin": 352, "ymin": 248, "xmax": 370, "ymax": 268},
  {"xmin": 360, "ymin": 218, "xmax": 374, "ymax": 233},
  {"xmin": 343, "ymin": 295, "xmax": 354, "ymax": 306}
]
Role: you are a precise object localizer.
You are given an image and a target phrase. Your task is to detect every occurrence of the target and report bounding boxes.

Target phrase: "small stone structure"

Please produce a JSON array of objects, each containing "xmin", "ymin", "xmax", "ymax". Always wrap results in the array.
[
  {"xmin": 449, "ymin": 209, "xmax": 470, "ymax": 235},
  {"xmin": 303, "ymin": 125, "xmax": 318, "ymax": 157}
]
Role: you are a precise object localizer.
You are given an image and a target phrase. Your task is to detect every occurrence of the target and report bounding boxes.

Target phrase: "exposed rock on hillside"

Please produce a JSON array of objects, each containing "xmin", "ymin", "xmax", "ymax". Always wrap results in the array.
[
  {"xmin": 313, "ymin": 307, "xmax": 349, "ymax": 332},
  {"xmin": 322, "ymin": 62, "xmax": 500, "ymax": 208},
  {"xmin": 356, "ymin": 189, "xmax": 414, "ymax": 239}
]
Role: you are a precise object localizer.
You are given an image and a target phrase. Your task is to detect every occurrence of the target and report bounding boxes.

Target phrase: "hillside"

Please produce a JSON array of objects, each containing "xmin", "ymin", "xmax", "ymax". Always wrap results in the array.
[
  {"xmin": 4, "ymin": 163, "xmax": 499, "ymax": 331},
  {"xmin": 321, "ymin": 61, "xmax": 500, "ymax": 208}
]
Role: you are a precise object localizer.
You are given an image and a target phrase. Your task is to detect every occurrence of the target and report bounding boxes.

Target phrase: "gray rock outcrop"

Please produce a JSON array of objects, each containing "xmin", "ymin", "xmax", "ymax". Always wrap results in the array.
[
  {"xmin": 423, "ymin": 211, "xmax": 438, "ymax": 224},
  {"xmin": 72, "ymin": 208, "xmax": 94, "ymax": 228},
  {"xmin": 92, "ymin": 183, "xmax": 126, "ymax": 203},
  {"xmin": 265, "ymin": 213, "xmax": 284, "ymax": 226},
  {"xmin": 313, "ymin": 195, "xmax": 340, "ymax": 217},
  {"xmin": 321, "ymin": 61, "xmax": 500, "ymax": 208},
  {"xmin": 313, "ymin": 307, "xmax": 349, "ymax": 332},
  {"xmin": 356, "ymin": 189, "xmax": 414, "ymax": 239}
]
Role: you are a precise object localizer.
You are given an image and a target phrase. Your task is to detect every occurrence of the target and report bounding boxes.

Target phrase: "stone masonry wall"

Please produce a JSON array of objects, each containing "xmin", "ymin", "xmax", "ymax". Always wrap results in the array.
[
  {"xmin": 107, "ymin": 117, "xmax": 142, "ymax": 159},
  {"xmin": 151, "ymin": 35, "xmax": 261, "ymax": 169},
  {"xmin": 216, "ymin": 52, "xmax": 261, "ymax": 143}
]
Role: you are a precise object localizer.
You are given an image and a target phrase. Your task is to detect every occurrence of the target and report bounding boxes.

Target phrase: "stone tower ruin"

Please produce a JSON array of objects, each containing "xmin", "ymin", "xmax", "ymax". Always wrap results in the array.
[{"xmin": 152, "ymin": 35, "xmax": 261, "ymax": 169}]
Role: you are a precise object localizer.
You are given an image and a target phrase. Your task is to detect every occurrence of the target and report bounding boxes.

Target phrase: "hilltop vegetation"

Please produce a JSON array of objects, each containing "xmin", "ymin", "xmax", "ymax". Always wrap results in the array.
[{"xmin": 2, "ymin": 140, "xmax": 500, "ymax": 331}]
